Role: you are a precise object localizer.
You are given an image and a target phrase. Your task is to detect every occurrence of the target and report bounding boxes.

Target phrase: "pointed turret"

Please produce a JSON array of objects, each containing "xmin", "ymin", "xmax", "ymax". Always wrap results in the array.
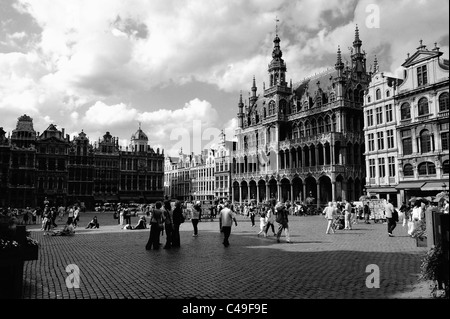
[
  {"xmin": 250, "ymin": 76, "xmax": 257, "ymax": 105},
  {"xmin": 353, "ymin": 24, "xmax": 362, "ymax": 54},
  {"xmin": 238, "ymin": 91, "xmax": 244, "ymax": 128},
  {"xmin": 373, "ymin": 55, "xmax": 379, "ymax": 73}
]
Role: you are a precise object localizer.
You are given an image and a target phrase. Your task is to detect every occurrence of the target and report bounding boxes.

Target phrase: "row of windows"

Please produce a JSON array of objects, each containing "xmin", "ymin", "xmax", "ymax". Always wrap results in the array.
[
  {"xmin": 400, "ymin": 92, "xmax": 449, "ymax": 120},
  {"xmin": 366, "ymin": 104, "xmax": 394, "ymax": 126},
  {"xmin": 403, "ymin": 160, "xmax": 449, "ymax": 176},
  {"xmin": 401, "ymin": 130, "xmax": 449, "ymax": 155},
  {"xmin": 367, "ymin": 130, "xmax": 396, "ymax": 151},
  {"xmin": 368, "ymin": 156, "xmax": 397, "ymax": 178},
  {"xmin": 368, "ymin": 88, "xmax": 391, "ymax": 103}
]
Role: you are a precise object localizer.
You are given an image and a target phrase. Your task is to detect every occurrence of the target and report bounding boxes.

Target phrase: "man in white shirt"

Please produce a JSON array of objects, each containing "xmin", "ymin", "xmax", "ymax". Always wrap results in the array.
[
  {"xmin": 218, "ymin": 202, "xmax": 238, "ymax": 247},
  {"xmin": 385, "ymin": 198, "xmax": 396, "ymax": 237}
]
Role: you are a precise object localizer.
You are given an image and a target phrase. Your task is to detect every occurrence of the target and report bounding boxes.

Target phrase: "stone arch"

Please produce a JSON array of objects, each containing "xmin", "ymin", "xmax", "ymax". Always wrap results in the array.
[{"xmin": 318, "ymin": 175, "xmax": 332, "ymax": 205}]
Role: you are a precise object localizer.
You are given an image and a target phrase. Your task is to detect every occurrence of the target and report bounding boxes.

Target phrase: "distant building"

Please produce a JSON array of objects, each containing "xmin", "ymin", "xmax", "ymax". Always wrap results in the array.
[
  {"xmin": 214, "ymin": 131, "xmax": 237, "ymax": 202},
  {"xmin": 0, "ymin": 116, "xmax": 164, "ymax": 209}
]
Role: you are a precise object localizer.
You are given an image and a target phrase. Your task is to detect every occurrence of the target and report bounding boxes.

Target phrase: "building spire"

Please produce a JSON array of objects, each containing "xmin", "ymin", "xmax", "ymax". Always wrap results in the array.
[
  {"xmin": 373, "ymin": 55, "xmax": 378, "ymax": 73},
  {"xmin": 335, "ymin": 46, "xmax": 344, "ymax": 69}
]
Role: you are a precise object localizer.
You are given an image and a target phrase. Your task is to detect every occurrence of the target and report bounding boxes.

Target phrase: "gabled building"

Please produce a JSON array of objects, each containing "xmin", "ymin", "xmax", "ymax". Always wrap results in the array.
[
  {"xmin": 395, "ymin": 41, "xmax": 449, "ymax": 201},
  {"xmin": 363, "ymin": 58, "xmax": 403, "ymax": 205},
  {"xmin": 67, "ymin": 130, "xmax": 95, "ymax": 209},
  {"xmin": 35, "ymin": 124, "xmax": 70, "ymax": 207},
  {"xmin": 8, "ymin": 115, "xmax": 37, "ymax": 208}
]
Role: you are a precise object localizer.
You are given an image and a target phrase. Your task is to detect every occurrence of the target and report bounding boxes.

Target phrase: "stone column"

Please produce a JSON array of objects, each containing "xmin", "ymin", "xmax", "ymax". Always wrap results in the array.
[
  {"xmin": 332, "ymin": 181, "xmax": 336, "ymax": 202},
  {"xmin": 290, "ymin": 183, "xmax": 294, "ymax": 203},
  {"xmin": 266, "ymin": 183, "xmax": 270, "ymax": 201},
  {"xmin": 256, "ymin": 183, "xmax": 260, "ymax": 204},
  {"xmin": 277, "ymin": 182, "xmax": 281, "ymax": 202},
  {"xmin": 316, "ymin": 181, "xmax": 320, "ymax": 208},
  {"xmin": 239, "ymin": 184, "xmax": 242, "ymax": 205},
  {"xmin": 303, "ymin": 183, "xmax": 307, "ymax": 202}
]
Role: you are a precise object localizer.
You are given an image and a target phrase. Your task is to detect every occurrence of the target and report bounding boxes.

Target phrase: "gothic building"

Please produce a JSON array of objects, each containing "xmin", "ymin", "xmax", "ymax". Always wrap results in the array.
[{"xmin": 232, "ymin": 27, "xmax": 371, "ymax": 206}]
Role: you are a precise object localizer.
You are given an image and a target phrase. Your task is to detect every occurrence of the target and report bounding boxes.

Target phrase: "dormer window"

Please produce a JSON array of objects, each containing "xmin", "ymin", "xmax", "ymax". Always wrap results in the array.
[
  {"xmin": 376, "ymin": 89, "xmax": 381, "ymax": 100},
  {"xmin": 417, "ymin": 65, "xmax": 428, "ymax": 86}
]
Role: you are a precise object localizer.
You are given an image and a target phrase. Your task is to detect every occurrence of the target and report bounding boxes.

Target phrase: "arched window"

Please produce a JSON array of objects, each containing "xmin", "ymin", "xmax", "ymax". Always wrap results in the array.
[
  {"xmin": 376, "ymin": 89, "xmax": 381, "ymax": 100},
  {"xmin": 400, "ymin": 103, "xmax": 411, "ymax": 120},
  {"xmin": 418, "ymin": 97, "xmax": 429, "ymax": 116},
  {"xmin": 305, "ymin": 121, "xmax": 311, "ymax": 136},
  {"xmin": 268, "ymin": 101, "xmax": 275, "ymax": 115},
  {"xmin": 443, "ymin": 160, "xmax": 449, "ymax": 174},
  {"xmin": 386, "ymin": 90, "xmax": 390, "ymax": 98},
  {"xmin": 325, "ymin": 116, "xmax": 331, "ymax": 132},
  {"xmin": 299, "ymin": 122, "xmax": 304, "ymax": 137},
  {"xmin": 303, "ymin": 101, "xmax": 309, "ymax": 110},
  {"xmin": 367, "ymin": 96, "xmax": 371, "ymax": 103},
  {"xmin": 348, "ymin": 89, "xmax": 353, "ymax": 101},
  {"xmin": 403, "ymin": 164, "xmax": 414, "ymax": 176},
  {"xmin": 418, "ymin": 162, "xmax": 436, "ymax": 175},
  {"xmin": 263, "ymin": 107, "xmax": 267, "ymax": 118},
  {"xmin": 420, "ymin": 129, "xmax": 432, "ymax": 153},
  {"xmin": 297, "ymin": 101, "xmax": 302, "ymax": 112},
  {"xmin": 439, "ymin": 92, "xmax": 449, "ymax": 112},
  {"xmin": 279, "ymin": 99, "xmax": 287, "ymax": 115},
  {"xmin": 316, "ymin": 96, "xmax": 322, "ymax": 107},
  {"xmin": 311, "ymin": 119, "xmax": 317, "ymax": 135},
  {"xmin": 318, "ymin": 118, "xmax": 324, "ymax": 133}
]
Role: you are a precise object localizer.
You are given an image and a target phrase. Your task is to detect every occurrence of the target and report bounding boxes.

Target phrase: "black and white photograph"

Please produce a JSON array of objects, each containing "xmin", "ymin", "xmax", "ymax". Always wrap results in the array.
[{"xmin": 0, "ymin": 0, "xmax": 449, "ymax": 310}]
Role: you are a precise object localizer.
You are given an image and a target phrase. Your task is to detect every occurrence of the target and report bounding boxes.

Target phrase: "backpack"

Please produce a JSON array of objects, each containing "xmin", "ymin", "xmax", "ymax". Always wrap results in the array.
[{"xmin": 276, "ymin": 210, "xmax": 284, "ymax": 224}]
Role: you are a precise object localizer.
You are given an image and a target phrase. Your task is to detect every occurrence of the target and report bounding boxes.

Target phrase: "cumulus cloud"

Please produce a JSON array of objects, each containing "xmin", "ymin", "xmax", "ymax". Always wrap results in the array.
[{"xmin": 83, "ymin": 101, "xmax": 138, "ymax": 126}]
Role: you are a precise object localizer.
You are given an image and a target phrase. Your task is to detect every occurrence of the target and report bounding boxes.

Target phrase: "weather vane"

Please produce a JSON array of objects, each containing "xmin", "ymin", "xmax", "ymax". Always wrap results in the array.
[{"xmin": 275, "ymin": 16, "xmax": 280, "ymax": 35}]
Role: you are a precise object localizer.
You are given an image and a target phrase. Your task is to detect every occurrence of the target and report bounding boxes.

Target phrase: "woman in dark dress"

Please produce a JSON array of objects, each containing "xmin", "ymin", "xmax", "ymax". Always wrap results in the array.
[
  {"xmin": 145, "ymin": 202, "xmax": 165, "ymax": 250},
  {"xmin": 172, "ymin": 201, "xmax": 185, "ymax": 248}
]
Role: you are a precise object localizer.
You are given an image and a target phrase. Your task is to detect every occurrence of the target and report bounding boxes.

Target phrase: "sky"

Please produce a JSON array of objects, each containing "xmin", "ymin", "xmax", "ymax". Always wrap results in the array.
[{"xmin": 1, "ymin": 0, "xmax": 449, "ymax": 156}]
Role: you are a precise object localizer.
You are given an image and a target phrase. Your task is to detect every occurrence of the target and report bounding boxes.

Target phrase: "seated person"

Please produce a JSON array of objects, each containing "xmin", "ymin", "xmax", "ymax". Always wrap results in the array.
[
  {"xmin": 133, "ymin": 216, "xmax": 147, "ymax": 229},
  {"xmin": 85, "ymin": 216, "xmax": 99, "ymax": 229},
  {"xmin": 51, "ymin": 221, "xmax": 75, "ymax": 236}
]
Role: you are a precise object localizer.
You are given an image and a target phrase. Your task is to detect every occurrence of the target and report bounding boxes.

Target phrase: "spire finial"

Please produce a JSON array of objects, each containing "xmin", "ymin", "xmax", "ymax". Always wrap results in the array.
[
  {"xmin": 275, "ymin": 16, "xmax": 279, "ymax": 35},
  {"xmin": 373, "ymin": 55, "xmax": 378, "ymax": 72},
  {"xmin": 355, "ymin": 24, "xmax": 360, "ymax": 41}
]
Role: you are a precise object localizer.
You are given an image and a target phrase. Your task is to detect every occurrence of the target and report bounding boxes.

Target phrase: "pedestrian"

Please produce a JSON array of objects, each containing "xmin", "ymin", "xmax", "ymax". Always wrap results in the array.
[
  {"xmin": 399, "ymin": 202, "xmax": 409, "ymax": 227},
  {"xmin": 85, "ymin": 216, "xmax": 99, "ymax": 229},
  {"xmin": 35, "ymin": 207, "xmax": 42, "ymax": 225},
  {"xmin": 42, "ymin": 208, "xmax": 53, "ymax": 236},
  {"xmin": 257, "ymin": 204, "xmax": 267, "ymax": 237},
  {"xmin": 409, "ymin": 200, "xmax": 423, "ymax": 237},
  {"xmin": 119, "ymin": 206, "xmax": 125, "ymax": 227},
  {"xmin": 385, "ymin": 198, "xmax": 397, "ymax": 237},
  {"xmin": 145, "ymin": 201, "xmax": 165, "ymax": 250},
  {"xmin": 249, "ymin": 203, "xmax": 256, "ymax": 227},
  {"xmin": 218, "ymin": 201, "xmax": 238, "ymax": 247},
  {"xmin": 443, "ymin": 199, "xmax": 449, "ymax": 214},
  {"xmin": 162, "ymin": 200, "xmax": 173, "ymax": 249},
  {"xmin": 275, "ymin": 202, "xmax": 290, "ymax": 243},
  {"xmin": 73, "ymin": 206, "xmax": 80, "ymax": 228},
  {"xmin": 191, "ymin": 201, "xmax": 201, "ymax": 237},
  {"xmin": 172, "ymin": 201, "xmax": 185, "ymax": 248},
  {"xmin": 350, "ymin": 201, "xmax": 357, "ymax": 225},
  {"xmin": 58, "ymin": 205, "xmax": 65, "ymax": 221},
  {"xmin": 264, "ymin": 202, "xmax": 277, "ymax": 237},
  {"xmin": 124, "ymin": 206, "xmax": 131, "ymax": 226},
  {"xmin": 363, "ymin": 201, "xmax": 371, "ymax": 224},
  {"xmin": 51, "ymin": 207, "xmax": 58, "ymax": 228},
  {"xmin": 31, "ymin": 208, "xmax": 37, "ymax": 225},
  {"xmin": 343, "ymin": 200, "xmax": 352, "ymax": 230},
  {"xmin": 324, "ymin": 202, "xmax": 336, "ymax": 234},
  {"xmin": 23, "ymin": 208, "xmax": 29, "ymax": 225},
  {"xmin": 67, "ymin": 206, "xmax": 74, "ymax": 225}
]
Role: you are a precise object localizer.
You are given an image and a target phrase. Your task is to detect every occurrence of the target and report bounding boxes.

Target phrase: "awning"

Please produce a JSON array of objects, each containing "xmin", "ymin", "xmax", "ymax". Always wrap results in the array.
[
  {"xmin": 395, "ymin": 182, "xmax": 425, "ymax": 190},
  {"xmin": 366, "ymin": 187, "xmax": 397, "ymax": 193},
  {"xmin": 421, "ymin": 182, "xmax": 449, "ymax": 191}
]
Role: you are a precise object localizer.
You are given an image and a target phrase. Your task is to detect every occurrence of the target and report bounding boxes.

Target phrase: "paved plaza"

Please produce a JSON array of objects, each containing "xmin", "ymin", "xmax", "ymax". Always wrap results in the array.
[{"xmin": 22, "ymin": 211, "xmax": 433, "ymax": 300}]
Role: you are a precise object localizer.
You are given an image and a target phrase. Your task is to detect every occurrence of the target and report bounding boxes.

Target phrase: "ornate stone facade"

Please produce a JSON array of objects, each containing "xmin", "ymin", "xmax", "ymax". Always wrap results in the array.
[{"xmin": 232, "ymin": 27, "xmax": 371, "ymax": 206}]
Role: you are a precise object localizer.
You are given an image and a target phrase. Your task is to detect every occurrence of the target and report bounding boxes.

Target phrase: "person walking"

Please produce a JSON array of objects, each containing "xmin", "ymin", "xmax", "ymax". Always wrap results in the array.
[
  {"xmin": 363, "ymin": 201, "xmax": 371, "ymax": 224},
  {"xmin": 249, "ymin": 203, "xmax": 256, "ymax": 227},
  {"xmin": 275, "ymin": 202, "xmax": 290, "ymax": 243},
  {"xmin": 172, "ymin": 201, "xmax": 185, "ymax": 248},
  {"xmin": 257, "ymin": 204, "xmax": 267, "ymax": 237},
  {"xmin": 124, "ymin": 206, "xmax": 132, "ymax": 226},
  {"xmin": 343, "ymin": 200, "xmax": 352, "ymax": 230},
  {"xmin": 162, "ymin": 200, "xmax": 173, "ymax": 249},
  {"xmin": 385, "ymin": 198, "xmax": 396, "ymax": 237},
  {"xmin": 191, "ymin": 201, "xmax": 201, "ymax": 237},
  {"xmin": 324, "ymin": 202, "xmax": 336, "ymax": 234},
  {"xmin": 73, "ymin": 206, "xmax": 80, "ymax": 228},
  {"xmin": 218, "ymin": 201, "xmax": 238, "ymax": 247},
  {"xmin": 146, "ymin": 201, "xmax": 165, "ymax": 250},
  {"xmin": 399, "ymin": 202, "xmax": 409, "ymax": 227},
  {"xmin": 264, "ymin": 202, "xmax": 277, "ymax": 237},
  {"xmin": 31, "ymin": 208, "xmax": 37, "ymax": 225}
]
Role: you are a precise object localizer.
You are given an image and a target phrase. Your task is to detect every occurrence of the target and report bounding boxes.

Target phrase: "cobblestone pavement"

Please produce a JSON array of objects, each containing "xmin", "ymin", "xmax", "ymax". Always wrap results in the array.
[{"xmin": 22, "ymin": 212, "xmax": 434, "ymax": 299}]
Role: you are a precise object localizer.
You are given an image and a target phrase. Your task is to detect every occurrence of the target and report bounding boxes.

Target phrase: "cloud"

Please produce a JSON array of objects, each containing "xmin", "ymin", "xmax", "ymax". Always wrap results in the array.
[{"xmin": 83, "ymin": 101, "xmax": 138, "ymax": 126}]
